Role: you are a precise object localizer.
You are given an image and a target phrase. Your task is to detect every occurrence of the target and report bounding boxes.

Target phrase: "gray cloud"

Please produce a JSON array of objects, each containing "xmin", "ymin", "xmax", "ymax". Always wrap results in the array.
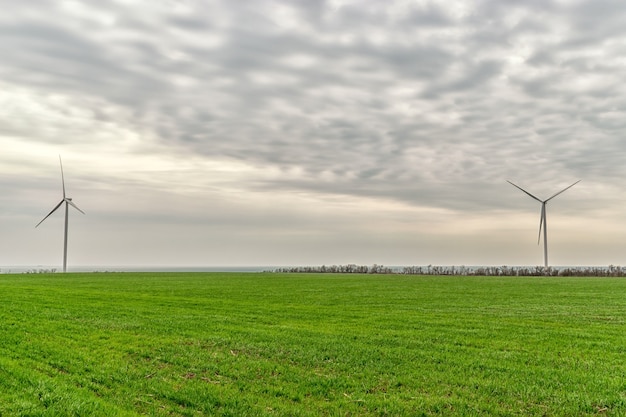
[{"xmin": 2, "ymin": 0, "xmax": 626, "ymax": 267}]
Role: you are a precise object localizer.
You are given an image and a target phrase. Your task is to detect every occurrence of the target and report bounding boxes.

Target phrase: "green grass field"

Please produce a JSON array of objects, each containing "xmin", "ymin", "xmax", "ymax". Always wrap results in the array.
[{"xmin": 1, "ymin": 273, "xmax": 626, "ymax": 416}]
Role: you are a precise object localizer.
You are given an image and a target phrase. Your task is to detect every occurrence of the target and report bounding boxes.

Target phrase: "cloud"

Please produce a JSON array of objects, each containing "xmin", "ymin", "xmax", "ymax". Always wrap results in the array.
[{"xmin": 2, "ymin": 0, "xmax": 626, "ymax": 267}]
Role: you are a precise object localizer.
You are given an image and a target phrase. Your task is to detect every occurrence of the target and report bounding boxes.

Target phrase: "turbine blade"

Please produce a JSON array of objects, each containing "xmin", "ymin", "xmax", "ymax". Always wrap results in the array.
[
  {"xmin": 538, "ymin": 204, "xmax": 545, "ymax": 245},
  {"xmin": 507, "ymin": 180, "xmax": 542, "ymax": 202},
  {"xmin": 59, "ymin": 155, "xmax": 66, "ymax": 198},
  {"xmin": 545, "ymin": 180, "xmax": 581, "ymax": 202},
  {"xmin": 66, "ymin": 199, "xmax": 85, "ymax": 214},
  {"xmin": 35, "ymin": 200, "xmax": 64, "ymax": 227}
]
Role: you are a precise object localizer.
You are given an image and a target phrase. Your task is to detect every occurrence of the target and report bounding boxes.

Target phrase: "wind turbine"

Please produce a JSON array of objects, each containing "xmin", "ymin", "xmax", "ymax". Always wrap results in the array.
[
  {"xmin": 36, "ymin": 156, "xmax": 85, "ymax": 273},
  {"xmin": 507, "ymin": 180, "xmax": 580, "ymax": 268}
]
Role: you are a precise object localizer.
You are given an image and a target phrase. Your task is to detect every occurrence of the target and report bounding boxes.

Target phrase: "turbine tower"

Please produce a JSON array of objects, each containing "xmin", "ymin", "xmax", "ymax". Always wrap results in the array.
[
  {"xmin": 36, "ymin": 156, "xmax": 85, "ymax": 273},
  {"xmin": 507, "ymin": 180, "xmax": 580, "ymax": 268}
]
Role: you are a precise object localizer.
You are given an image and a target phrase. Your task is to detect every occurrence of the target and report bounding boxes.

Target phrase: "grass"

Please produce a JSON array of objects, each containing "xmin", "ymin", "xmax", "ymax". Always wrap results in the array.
[{"xmin": 1, "ymin": 273, "xmax": 626, "ymax": 416}]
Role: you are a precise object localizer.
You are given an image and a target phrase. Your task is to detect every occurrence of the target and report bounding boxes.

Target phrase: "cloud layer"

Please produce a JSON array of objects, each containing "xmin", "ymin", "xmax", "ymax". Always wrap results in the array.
[{"xmin": 2, "ymin": 0, "xmax": 626, "ymax": 267}]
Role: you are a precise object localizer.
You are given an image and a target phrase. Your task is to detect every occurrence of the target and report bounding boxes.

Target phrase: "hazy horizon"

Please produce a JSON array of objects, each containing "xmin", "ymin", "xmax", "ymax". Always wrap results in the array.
[{"xmin": 3, "ymin": 263, "xmax": 624, "ymax": 275}]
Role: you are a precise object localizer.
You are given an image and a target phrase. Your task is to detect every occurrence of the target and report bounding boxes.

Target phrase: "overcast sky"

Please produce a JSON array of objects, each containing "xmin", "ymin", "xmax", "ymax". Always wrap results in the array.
[{"xmin": 2, "ymin": 0, "xmax": 626, "ymax": 269}]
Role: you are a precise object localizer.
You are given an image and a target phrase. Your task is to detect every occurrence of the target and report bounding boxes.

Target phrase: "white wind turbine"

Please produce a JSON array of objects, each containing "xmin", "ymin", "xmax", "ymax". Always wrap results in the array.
[
  {"xmin": 36, "ymin": 156, "xmax": 85, "ymax": 273},
  {"xmin": 507, "ymin": 180, "xmax": 580, "ymax": 268}
]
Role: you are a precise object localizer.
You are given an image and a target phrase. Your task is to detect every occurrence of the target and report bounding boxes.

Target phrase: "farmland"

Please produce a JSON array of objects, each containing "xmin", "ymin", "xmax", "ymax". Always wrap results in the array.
[{"xmin": 1, "ymin": 273, "xmax": 625, "ymax": 416}]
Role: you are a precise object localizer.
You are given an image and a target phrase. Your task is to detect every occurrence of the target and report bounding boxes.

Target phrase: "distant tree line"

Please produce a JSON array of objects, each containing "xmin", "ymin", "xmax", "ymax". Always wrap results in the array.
[
  {"xmin": 23, "ymin": 268, "xmax": 58, "ymax": 274},
  {"xmin": 272, "ymin": 264, "xmax": 626, "ymax": 277},
  {"xmin": 272, "ymin": 264, "xmax": 394, "ymax": 274}
]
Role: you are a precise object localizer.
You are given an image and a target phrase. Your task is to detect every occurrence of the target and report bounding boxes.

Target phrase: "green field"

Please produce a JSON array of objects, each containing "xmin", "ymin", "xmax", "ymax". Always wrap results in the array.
[{"xmin": 1, "ymin": 273, "xmax": 626, "ymax": 416}]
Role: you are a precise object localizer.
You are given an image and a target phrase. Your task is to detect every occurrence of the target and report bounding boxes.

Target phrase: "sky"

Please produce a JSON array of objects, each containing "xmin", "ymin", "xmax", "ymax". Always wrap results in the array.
[{"xmin": 2, "ymin": 0, "xmax": 626, "ymax": 269}]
